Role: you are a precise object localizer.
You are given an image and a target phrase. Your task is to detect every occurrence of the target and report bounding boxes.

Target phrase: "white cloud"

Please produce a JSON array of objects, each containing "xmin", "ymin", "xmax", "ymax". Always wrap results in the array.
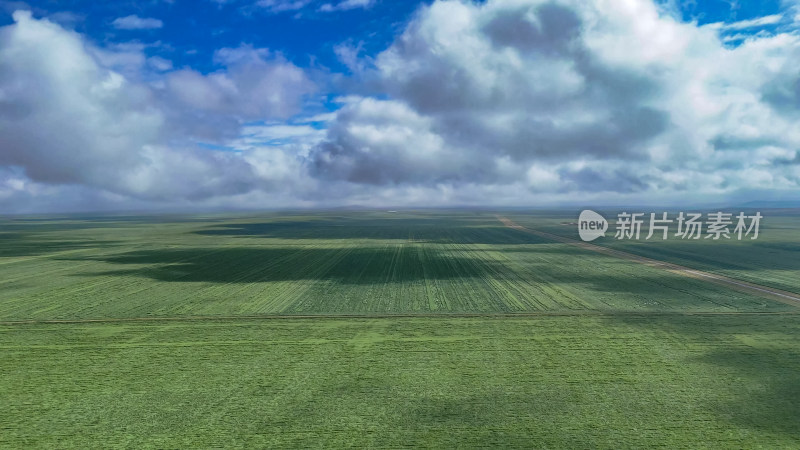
[
  {"xmin": 165, "ymin": 45, "xmax": 315, "ymax": 120},
  {"xmin": 311, "ymin": 97, "xmax": 469, "ymax": 184},
  {"xmin": 111, "ymin": 15, "xmax": 163, "ymax": 30},
  {"xmin": 254, "ymin": 0, "xmax": 374, "ymax": 13},
  {"xmin": 295, "ymin": 112, "xmax": 337, "ymax": 123},
  {"xmin": 233, "ymin": 123, "xmax": 326, "ymax": 152},
  {"xmin": 310, "ymin": 0, "xmax": 800, "ymax": 203},
  {"xmin": 526, "ymin": 165, "xmax": 561, "ymax": 191},
  {"xmin": 319, "ymin": 0, "xmax": 374, "ymax": 12},
  {"xmin": 147, "ymin": 55, "xmax": 173, "ymax": 71},
  {"xmin": 0, "ymin": 11, "xmax": 317, "ymax": 206},
  {"xmin": 705, "ymin": 14, "xmax": 783, "ymax": 31},
  {"xmin": 334, "ymin": 40, "xmax": 369, "ymax": 74},
  {"xmin": 255, "ymin": 0, "xmax": 313, "ymax": 13},
  {"xmin": 3, "ymin": 1, "xmax": 800, "ymax": 212}
]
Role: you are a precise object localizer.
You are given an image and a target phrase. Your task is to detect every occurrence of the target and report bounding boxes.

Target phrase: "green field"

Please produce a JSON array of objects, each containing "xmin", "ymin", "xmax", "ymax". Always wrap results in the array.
[
  {"xmin": 0, "ymin": 212, "xmax": 791, "ymax": 319},
  {"xmin": 507, "ymin": 209, "xmax": 800, "ymax": 295},
  {"xmin": 3, "ymin": 315, "xmax": 800, "ymax": 448},
  {"xmin": 1, "ymin": 211, "xmax": 799, "ymax": 447}
]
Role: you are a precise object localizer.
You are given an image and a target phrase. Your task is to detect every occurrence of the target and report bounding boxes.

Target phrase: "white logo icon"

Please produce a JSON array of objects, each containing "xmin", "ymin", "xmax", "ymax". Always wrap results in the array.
[{"xmin": 578, "ymin": 210, "xmax": 608, "ymax": 242}]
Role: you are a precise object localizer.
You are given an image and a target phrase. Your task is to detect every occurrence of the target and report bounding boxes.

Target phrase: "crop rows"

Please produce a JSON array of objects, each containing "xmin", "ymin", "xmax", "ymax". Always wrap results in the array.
[
  {"xmin": 0, "ymin": 212, "xmax": 794, "ymax": 321},
  {"xmin": 507, "ymin": 213, "xmax": 800, "ymax": 296}
]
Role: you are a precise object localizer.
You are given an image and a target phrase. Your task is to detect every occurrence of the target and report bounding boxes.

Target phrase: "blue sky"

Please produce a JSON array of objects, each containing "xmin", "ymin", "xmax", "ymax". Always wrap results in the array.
[
  {"xmin": 674, "ymin": 0, "xmax": 783, "ymax": 22},
  {"xmin": 0, "ymin": 1, "xmax": 785, "ymax": 77},
  {"xmin": 1, "ymin": 0, "xmax": 800, "ymax": 212},
  {"xmin": 0, "ymin": 0, "xmax": 430, "ymax": 76}
]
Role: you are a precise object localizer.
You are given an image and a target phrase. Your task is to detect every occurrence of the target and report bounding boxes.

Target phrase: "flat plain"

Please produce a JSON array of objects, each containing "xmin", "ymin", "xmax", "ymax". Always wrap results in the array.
[
  {"xmin": 506, "ymin": 209, "xmax": 800, "ymax": 295},
  {"xmin": 1, "ymin": 210, "xmax": 799, "ymax": 447}
]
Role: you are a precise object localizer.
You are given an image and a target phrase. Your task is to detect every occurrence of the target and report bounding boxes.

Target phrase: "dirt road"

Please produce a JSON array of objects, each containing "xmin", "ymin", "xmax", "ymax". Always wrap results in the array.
[{"xmin": 497, "ymin": 216, "xmax": 800, "ymax": 308}]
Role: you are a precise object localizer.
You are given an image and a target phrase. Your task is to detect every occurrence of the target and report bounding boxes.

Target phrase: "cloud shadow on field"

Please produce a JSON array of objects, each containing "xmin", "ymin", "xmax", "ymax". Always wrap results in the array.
[
  {"xmin": 192, "ymin": 220, "xmax": 552, "ymax": 245},
  {"xmin": 600, "ymin": 241, "xmax": 800, "ymax": 272},
  {"xmin": 605, "ymin": 314, "xmax": 800, "ymax": 440},
  {"xmin": 0, "ymin": 232, "xmax": 119, "ymax": 258},
  {"xmin": 64, "ymin": 245, "xmax": 792, "ymax": 313},
  {"xmin": 66, "ymin": 246, "xmax": 636, "ymax": 287},
  {"xmin": 70, "ymin": 247, "xmax": 518, "ymax": 285},
  {"xmin": 701, "ymin": 347, "xmax": 800, "ymax": 437}
]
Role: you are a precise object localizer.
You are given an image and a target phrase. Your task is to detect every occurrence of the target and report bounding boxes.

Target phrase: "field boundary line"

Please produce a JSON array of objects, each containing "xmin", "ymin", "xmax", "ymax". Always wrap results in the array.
[
  {"xmin": 497, "ymin": 216, "xmax": 800, "ymax": 308},
  {"xmin": 1, "ymin": 310, "xmax": 799, "ymax": 326}
]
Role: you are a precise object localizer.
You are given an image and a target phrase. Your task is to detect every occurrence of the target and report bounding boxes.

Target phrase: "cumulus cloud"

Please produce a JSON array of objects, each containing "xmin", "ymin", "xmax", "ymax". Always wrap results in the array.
[
  {"xmin": 0, "ymin": 11, "xmax": 316, "ymax": 205},
  {"xmin": 111, "ymin": 15, "xmax": 163, "ymax": 30},
  {"xmin": 3, "ymin": 1, "xmax": 800, "ymax": 212},
  {"xmin": 166, "ymin": 45, "xmax": 314, "ymax": 120},
  {"xmin": 309, "ymin": 0, "xmax": 800, "ymax": 202},
  {"xmin": 311, "ymin": 97, "xmax": 468, "ymax": 184}
]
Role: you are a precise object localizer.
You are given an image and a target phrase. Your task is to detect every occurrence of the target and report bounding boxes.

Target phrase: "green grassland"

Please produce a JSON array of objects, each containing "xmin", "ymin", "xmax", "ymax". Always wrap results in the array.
[
  {"xmin": 506, "ymin": 209, "xmax": 800, "ymax": 295},
  {"xmin": 0, "ymin": 211, "xmax": 791, "ymax": 320},
  {"xmin": 2, "ymin": 315, "xmax": 799, "ymax": 448},
  {"xmin": 1, "ymin": 210, "xmax": 799, "ymax": 447}
]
